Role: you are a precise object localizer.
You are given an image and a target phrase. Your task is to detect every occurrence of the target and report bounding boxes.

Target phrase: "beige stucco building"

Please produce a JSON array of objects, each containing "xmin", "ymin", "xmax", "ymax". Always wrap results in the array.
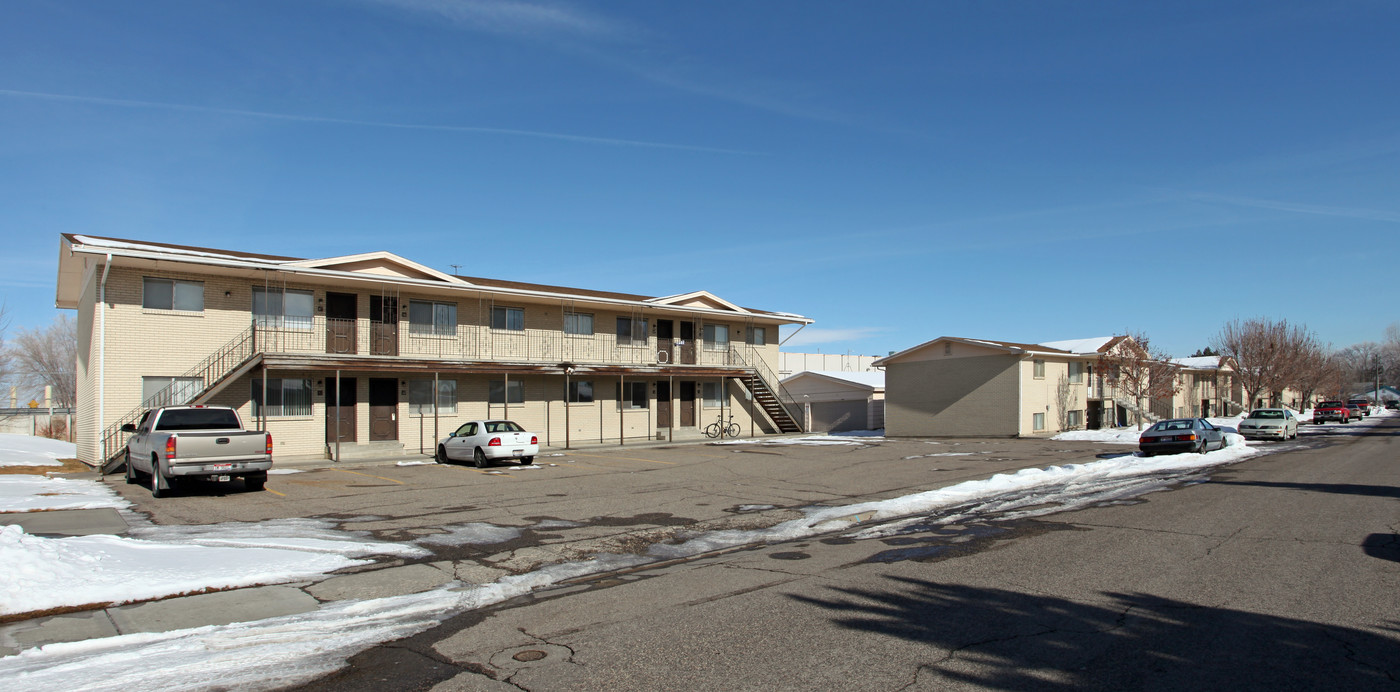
[
  {"xmin": 873, "ymin": 336, "xmax": 1145, "ymax": 437},
  {"xmin": 55, "ymin": 235, "xmax": 811, "ymax": 467}
]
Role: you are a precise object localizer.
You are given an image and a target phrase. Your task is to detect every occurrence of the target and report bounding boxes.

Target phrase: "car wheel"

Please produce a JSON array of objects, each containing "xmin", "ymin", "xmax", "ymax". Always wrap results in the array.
[
  {"xmin": 520, "ymin": 456, "xmax": 534, "ymax": 465},
  {"xmin": 474, "ymin": 448, "xmax": 488, "ymax": 468},
  {"xmin": 124, "ymin": 451, "xmax": 137, "ymax": 485},
  {"xmin": 244, "ymin": 472, "xmax": 266, "ymax": 492},
  {"xmin": 150, "ymin": 457, "xmax": 167, "ymax": 498},
  {"xmin": 436, "ymin": 445, "xmax": 448, "ymax": 464}
]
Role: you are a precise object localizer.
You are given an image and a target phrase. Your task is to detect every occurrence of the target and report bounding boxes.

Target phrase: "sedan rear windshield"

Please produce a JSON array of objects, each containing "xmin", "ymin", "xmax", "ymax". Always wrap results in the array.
[{"xmin": 484, "ymin": 421, "xmax": 524, "ymax": 433}]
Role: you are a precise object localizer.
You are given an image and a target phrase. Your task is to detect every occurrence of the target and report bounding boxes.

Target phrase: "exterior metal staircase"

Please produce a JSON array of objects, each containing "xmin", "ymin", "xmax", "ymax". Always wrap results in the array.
[
  {"xmin": 729, "ymin": 348, "xmax": 803, "ymax": 434},
  {"xmin": 99, "ymin": 327, "xmax": 262, "ymax": 473}
]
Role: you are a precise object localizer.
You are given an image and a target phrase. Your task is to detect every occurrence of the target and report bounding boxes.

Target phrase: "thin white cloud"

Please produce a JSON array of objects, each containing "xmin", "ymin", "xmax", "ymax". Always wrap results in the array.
[
  {"xmin": 357, "ymin": 0, "xmax": 853, "ymax": 128},
  {"xmin": 359, "ymin": 0, "xmax": 637, "ymax": 42},
  {"xmin": 0, "ymin": 89, "xmax": 754, "ymax": 154},
  {"xmin": 782, "ymin": 327, "xmax": 885, "ymax": 348},
  {"xmin": 1187, "ymin": 192, "xmax": 1400, "ymax": 224}
]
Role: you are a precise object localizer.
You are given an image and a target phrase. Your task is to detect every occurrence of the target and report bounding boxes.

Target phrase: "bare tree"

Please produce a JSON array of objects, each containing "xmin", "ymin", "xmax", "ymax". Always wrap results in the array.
[
  {"xmin": 1055, "ymin": 373, "xmax": 1074, "ymax": 431},
  {"xmin": 1336, "ymin": 342, "xmax": 1383, "ymax": 398},
  {"xmin": 1100, "ymin": 332, "xmax": 1178, "ymax": 430},
  {"xmin": 1285, "ymin": 338, "xmax": 1332, "ymax": 409},
  {"xmin": 0, "ymin": 303, "xmax": 10, "ymax": 392},
  {"xmin": 1213, "ymin": 318, "xmax": 1312, "ymax": 410},
  {"xmin": 10, "ymin": 314, "xmax": 77, "ymax": 407}
]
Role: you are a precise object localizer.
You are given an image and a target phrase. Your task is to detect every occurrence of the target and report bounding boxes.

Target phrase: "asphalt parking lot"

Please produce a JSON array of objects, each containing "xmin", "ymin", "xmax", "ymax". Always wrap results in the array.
[{"xmin": 105, "ymin": 435, "xmax": 1158, "ymax": 565}]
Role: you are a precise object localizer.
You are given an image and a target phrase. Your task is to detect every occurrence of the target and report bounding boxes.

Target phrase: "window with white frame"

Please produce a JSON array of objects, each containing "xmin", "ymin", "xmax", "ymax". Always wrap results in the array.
[
  {"xmin": 568, "ymin": 380, "xmax": 594, "ymax": 403},
  {"xmin": 620, "ymin": 381, "xmax": 648, "ymax": 409},
  {"xmin": 141, "ymin": 376, "xmax": 204, "ymax": 408},
  {"xmin": 1033, "ymin": 359, "xmax": 1046, "ymax": 379},
  {"xmin": 409, "ymin": 379, "xmax": 457, "ymax": 414},
  {"xmin": 143, "ymin": 277, "xmax": 204, "ymax": 312},
  {"xmin": 616, "ymin": 317, "xmax": 647, "ymax": 346},
  {"xmin": 409, "ymin": 300, "xmax": 457, "ymax": 336},
  {"xmin": 491, "ymin": 306, "xmax": 524, "ymax": 331},
  {"xmin": 702, "ymin": 381, "xmax": 723, "ymax": 407},
  {"xmin": 251, "ymin": 378, "xmax": 313, "ymax": 417},
  {"xmin": 703, "ymin": 324, "xmax": 729, "ymax": 351},
  {"xmin": 750, "ymin": 326, "xmax": 766, "ymax": 346},
  {"xmin": 488, "ymin": 380, "xmax": 524, "ymax": 404},
  {"xmin": 252, "ymin": 287, "xmax": 314, "ymax": 330},
  {"xmin": 564, "ymin": 312, "xmax": 593, "ymax": 336},
  {"xmin": 1033, "ymin": 412, "xmax": 1046, "ymax": 431},
  {"xmin": 1066, "ymin": 410, "xmax": 1083, "ymax": 428},
  {"xmin": 1068, "ymin": 361, "xmax": 1084, "ymax": 383}
]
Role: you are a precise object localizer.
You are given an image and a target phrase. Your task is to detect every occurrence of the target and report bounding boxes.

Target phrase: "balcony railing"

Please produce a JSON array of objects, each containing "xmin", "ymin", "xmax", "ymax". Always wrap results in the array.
[{"xmin": 255, "ymin": 317, "xmax": 752, "ymax": 368}]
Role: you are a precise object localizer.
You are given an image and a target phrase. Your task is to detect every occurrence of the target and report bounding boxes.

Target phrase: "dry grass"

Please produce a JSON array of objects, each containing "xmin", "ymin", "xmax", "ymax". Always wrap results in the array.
[{"xmin": 0, "ymin": 458, "xmax": 93, "ymax": 475}]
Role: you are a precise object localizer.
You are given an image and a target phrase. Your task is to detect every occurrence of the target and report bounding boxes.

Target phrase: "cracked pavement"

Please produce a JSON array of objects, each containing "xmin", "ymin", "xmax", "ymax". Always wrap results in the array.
[{"xmin": 31, "ymin": 422, "xmax": 1400, "ymax": 689}]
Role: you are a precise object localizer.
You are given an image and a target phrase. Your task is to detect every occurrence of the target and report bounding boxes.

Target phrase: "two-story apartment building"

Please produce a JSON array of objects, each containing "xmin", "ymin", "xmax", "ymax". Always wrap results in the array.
[
  {"xmin": 55, "ymin": 235, "xmax": 810, "ymax": 468},
  {"xmin": 874, "ymin": 336, "xmax": 1140, "ymax": 437}
]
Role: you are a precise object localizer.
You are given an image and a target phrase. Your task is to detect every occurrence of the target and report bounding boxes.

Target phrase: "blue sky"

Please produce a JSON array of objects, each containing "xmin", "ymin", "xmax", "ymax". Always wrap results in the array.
[{"xmin": 2, "ymin": 0, "xmax": 1397, "ymax": 357}]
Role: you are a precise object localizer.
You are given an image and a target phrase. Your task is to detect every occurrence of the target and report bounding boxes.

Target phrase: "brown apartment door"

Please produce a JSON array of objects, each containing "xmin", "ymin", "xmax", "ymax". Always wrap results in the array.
[
  {"xmin": 679, "ymin": 321, "xmax": 696, "ymax": 365},
  {"xmin": 369, "ymin": 378, "xmax": 398, "ymax": 441},
  {"xmin": 326, "ymin": 377, "xmax": 357, "ymax": 444},
  {"xmin": 370, "ymin": 296, "xmax": 399, "ymax": 356},
  {"xmin": 679, "ymin": 381, "xmax": 696, "ymax": 427},
  {"xmin": 656, "ymin": 320, "xmax": 675, "ymax": 363},
  {"xmin": 657, "ymin": 381, "xmax": 672, "ymax": 428},
  {"xmin": 325, "ymin": 292, "xmax": 357, "ymax": 354}
]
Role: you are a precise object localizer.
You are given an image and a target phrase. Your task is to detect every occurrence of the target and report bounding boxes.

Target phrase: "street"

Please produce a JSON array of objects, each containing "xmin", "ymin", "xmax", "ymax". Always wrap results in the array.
[{"xmin": 168, "ymin": 417, "xmax": 1400, "ymax": 691}]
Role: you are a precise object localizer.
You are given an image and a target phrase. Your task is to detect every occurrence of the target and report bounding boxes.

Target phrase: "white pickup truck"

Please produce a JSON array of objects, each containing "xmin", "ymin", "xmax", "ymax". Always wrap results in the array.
[{"xmin": 121, "ymin": 405, "xmax": 272, "ymax": 497}]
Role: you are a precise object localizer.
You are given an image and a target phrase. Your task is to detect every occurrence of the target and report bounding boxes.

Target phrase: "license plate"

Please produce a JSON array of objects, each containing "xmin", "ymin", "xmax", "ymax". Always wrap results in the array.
[
  {"xmin": 512, "ymin": 449, "xmax": 524, "ymax": 456},
  {"xmin": 209, "ymin": 463, "xmax": 233, "ymax": 471}
]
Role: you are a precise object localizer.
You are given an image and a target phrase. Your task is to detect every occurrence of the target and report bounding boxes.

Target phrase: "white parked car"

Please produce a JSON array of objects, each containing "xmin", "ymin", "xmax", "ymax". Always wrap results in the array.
[
  {"xmin": 436, "ymin": 420, "xmax": 539, "ymax": 467},
  {"xmin": 1237, "ymin": 409, "xmax": 1299, "ymax": 441}
]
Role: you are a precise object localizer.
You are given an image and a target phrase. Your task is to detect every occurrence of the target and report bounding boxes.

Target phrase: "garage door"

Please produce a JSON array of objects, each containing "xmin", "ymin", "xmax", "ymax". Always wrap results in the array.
[{"xmin": 810, "ymin": 400, "xmax": 869, "ymax": 433}]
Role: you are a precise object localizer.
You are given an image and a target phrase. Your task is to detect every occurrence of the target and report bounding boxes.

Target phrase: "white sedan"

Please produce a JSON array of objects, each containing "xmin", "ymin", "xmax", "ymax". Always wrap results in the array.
[
  {"xmin": 1237, "ymin": 409, "xmax": 1299, "ymax": 440},
  {"xmin": 436, "ymin": 420, "xmax": 539, "ymax": 467}
]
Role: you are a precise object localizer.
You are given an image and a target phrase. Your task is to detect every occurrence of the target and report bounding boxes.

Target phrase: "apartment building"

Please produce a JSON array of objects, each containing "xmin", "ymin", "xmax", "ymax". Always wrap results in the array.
[
  {"xmin": 55, "ymin": 235, "xmax": 810, "ymax": 467},
  {"xmin": 874, "ymin": 336, "xmax": 1142, "ymax": 437}
]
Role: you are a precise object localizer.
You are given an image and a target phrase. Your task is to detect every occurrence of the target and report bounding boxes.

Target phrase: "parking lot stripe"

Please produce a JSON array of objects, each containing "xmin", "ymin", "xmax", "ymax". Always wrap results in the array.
[
  {"xmin": 328, "ymin": 468, "xmax": 405, "ymax": 485},
  {"xmin": 572, "ymin": 453, "xmax": 675, "ymax": 465},
  {"xmin": 264, "ymin": 487, "xmax": 286, "ymax": 497}
]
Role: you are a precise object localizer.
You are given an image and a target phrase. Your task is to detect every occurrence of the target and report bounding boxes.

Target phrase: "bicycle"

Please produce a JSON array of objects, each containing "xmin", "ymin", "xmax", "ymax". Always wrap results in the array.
[{"xmin": 704, "ymin": 413, "xmax": 741, "ymax": 439}]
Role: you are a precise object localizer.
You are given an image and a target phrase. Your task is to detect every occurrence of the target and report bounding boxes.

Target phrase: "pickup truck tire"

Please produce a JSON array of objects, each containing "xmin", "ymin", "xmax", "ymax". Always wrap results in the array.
[
  {"xmin": 244, "ymin": 472, "xmax": 266, "ymax": 492},
  {"xmin": 124, "ymin": 451, "xmax": 137, "ymax": 484},
  {"xmin": 474, "ymin": 448, "xmax": 488, "ymax": 468},
  {"xmin": 150, "ymin": 456, "xmax": 170, "ymax": 498}
]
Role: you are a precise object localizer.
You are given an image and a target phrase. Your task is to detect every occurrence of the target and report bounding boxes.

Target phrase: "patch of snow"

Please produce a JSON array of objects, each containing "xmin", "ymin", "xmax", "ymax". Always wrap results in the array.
[
  {"xmin": 0, "ymin": 434, "xmax": 75, "ymax": 467},
  {"xmin": 394, "ymin": 460, "xmax": 437, "ymax": 467},
  {"xmin": 0, "ymin": 475, "xmax": 130, "ymax": 513},
  {"xmin": 418, "ymin": 522, "xmax": 522, "ymax": 547},
  {"xmin": 267, "ymin": 468, "xmax": 304, "ymax": 475}
]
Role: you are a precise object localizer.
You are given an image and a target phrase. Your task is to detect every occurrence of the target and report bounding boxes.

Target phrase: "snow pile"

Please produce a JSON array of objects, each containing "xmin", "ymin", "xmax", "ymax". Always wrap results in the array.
[
  {"xmin": 0, "ymin": 526, "xmax": 378, "ymax": 616},
  {"xmin": 0, "ymin": 434, "xmax": 76, "ymax": 468},
  {"xmin": 0, "ymin": 475, "xmax": 130, "ymax": 513},
  {"xmin": 650, "ymin": 437, "xmax": 1258, "ymax": 560}
]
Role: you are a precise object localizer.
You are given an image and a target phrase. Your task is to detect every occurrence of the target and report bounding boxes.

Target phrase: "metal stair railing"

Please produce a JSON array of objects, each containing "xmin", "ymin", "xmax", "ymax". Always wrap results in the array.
[
  {"xmin": 100, "ymin": 326, "xmax": 260, "ymax": 468},
  {"xmin": 729, "ymin": 346, "xmax": 804, "ymax": 433}
]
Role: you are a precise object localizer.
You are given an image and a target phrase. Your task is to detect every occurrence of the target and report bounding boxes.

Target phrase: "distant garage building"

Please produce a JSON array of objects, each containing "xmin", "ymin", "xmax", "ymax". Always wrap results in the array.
[{"xmin": 780, "ymin": 371, "xmax": 885, "ymax": 433}]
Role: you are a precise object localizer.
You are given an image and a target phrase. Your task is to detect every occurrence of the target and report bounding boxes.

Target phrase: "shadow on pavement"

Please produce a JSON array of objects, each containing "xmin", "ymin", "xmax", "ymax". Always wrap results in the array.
[
  {"xmin": 792, "ymin": 578, "xmax": 1399, "ymax": 689},
  {"xmin": 1209, "ymin": 479, "xmax": 1400, "ymax": 500},
  {"xmin": 1363, "ymin": 534, "xmax": 1400, "ymax": 563}
]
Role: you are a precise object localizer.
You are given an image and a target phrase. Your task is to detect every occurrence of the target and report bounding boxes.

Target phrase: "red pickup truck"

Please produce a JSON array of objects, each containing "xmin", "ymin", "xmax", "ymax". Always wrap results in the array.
[{"xmin": 1312, "ymin": 401, "xmax": 1350, "ymax": 424}]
